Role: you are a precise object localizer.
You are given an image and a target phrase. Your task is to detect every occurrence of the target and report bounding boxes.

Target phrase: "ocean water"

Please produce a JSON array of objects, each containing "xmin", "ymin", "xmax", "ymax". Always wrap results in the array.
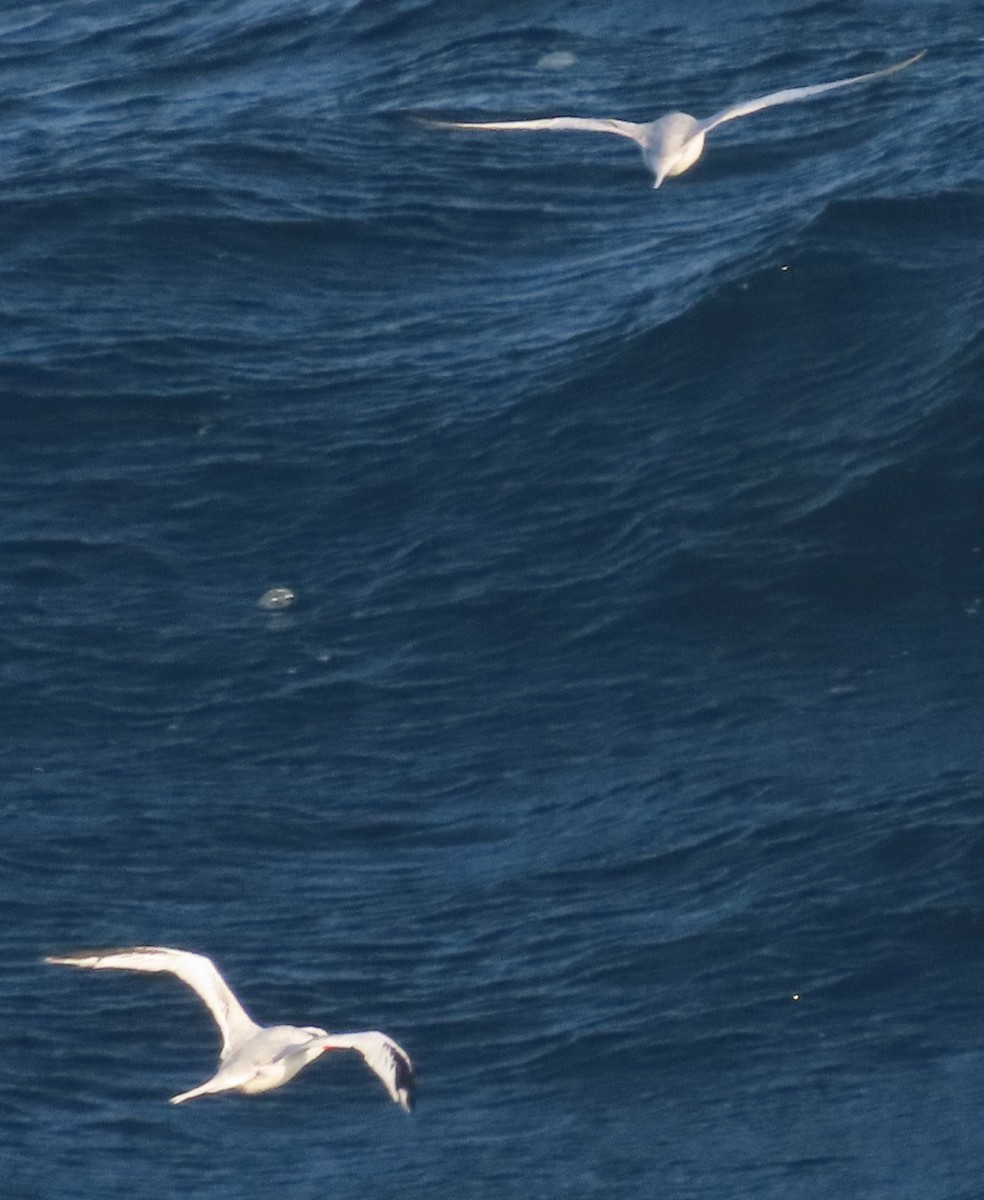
[{"xmin": 2, "ymin": 1, "xmax": 984, "ymax": 1196}]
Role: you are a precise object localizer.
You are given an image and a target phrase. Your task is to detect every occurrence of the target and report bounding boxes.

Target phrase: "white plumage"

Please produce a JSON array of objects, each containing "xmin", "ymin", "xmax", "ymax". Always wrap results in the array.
[
  {"xmin": 45, "ymin": 946, "xmax": 414, "ymax": 1112},
  {"xmin": 422, "ymin": 52, "xmax": 925, "ymax": 188}
]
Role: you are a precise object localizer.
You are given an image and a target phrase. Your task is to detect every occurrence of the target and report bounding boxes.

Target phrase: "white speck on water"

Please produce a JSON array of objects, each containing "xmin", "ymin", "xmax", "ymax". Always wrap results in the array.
[
  {"xmin": 536, "ymin": 51, "xmax": 576, "ymax": 70},
  {"xmin": 259, "ymin": 586, "xmax": 296, "ymax": 611}
]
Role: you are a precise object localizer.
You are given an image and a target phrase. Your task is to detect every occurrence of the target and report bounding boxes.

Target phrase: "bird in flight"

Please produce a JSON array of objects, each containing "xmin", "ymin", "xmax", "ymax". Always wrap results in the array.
[
  {"xmin": 45, "ymin": 946, "xmax": 415, "ymax": 1110},
  {"xmin": 422, "ymin": 51, "xmax": 925, "ymax": 188}
]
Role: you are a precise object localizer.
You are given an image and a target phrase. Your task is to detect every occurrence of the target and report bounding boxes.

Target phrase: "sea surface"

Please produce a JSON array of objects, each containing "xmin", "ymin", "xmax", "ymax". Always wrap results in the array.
[{"xmin": 2, "ymin": 2, "xmax": 984, "ymax": 1197}]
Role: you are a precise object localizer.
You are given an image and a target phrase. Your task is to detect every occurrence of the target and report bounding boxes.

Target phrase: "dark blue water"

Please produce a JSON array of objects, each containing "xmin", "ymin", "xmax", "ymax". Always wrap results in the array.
[{"xmin": 3, "ymin": 1, "xmax": 984, "ymax": 1196}]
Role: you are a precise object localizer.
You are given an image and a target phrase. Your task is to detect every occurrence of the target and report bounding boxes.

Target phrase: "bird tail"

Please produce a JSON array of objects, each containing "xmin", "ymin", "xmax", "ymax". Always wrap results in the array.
[{"xmin": 170, "ymin": 1077, "xmax": 226, "ymax": 1105}]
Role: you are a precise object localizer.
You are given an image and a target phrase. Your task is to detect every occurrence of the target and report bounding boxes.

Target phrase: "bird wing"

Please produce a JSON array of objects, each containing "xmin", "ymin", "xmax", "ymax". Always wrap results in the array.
[
  {"xmin": 419, "ymin": 115, "xmax": 647, "ymax": 146},
  {"xmin": 696, "ymin": 51, "xmax": 925, "ymax": 136},
  {"xmin": 322, "ymin": 1031, "xmax": 415, "ymax": 1112},
  {"xmin": 45, "ymin": 946, "xmax": 261, "ymax": 1055}
]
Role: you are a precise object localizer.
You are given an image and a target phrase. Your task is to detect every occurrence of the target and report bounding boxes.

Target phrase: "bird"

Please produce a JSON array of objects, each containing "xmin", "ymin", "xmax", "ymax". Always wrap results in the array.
[
  {"xmin": 45, "ymin": 946, "xmax": 415, "ymax": 1111},
  {"xmin": 421, "ymin": 51, "xmax": 925, "ymax": 188}
]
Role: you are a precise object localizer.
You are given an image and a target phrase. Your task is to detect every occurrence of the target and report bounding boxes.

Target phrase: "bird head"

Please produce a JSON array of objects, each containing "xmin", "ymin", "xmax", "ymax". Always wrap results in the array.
[{"xmin": 643, "ymin": 112, "xmax": 705, "ymax": 188}]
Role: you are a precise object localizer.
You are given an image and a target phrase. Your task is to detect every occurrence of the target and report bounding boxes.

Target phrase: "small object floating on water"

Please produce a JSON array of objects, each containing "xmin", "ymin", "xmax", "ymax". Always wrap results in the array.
[
  {"xmin": 536, "ymin": 51, "xmax": 577, "ymax": 71},
  {"xmin": 45, "ymin": 947, "xmax": 414, "ymax": 1110},
  {"xmin": 258, "ymin": 586, "xmax": 296, "ymax": 611},
  {"xmin": 421, "ymin": 51, "xmax": 925, "ymax": 188}
]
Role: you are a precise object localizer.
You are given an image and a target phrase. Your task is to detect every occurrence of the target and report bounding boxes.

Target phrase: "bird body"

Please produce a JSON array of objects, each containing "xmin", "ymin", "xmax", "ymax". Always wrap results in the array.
[
  {"xmin": 45, "ymin": 946, "xmax": 414, "ymax": 1112},
  {"xmin": 423, "ymin": 52, "xmax": 925, "ymax": 188},
  {"xmin": 640, "ymin": 113, "xmax": 706, "ymax": 184},
  {"xmin": 170, "ymin": 1023, "xmax": 333, "ymax": 1103}
]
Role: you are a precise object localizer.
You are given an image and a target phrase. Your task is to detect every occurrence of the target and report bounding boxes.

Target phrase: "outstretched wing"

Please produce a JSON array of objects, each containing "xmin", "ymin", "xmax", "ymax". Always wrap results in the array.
[
  {"xmin": 418, "ymin": 115, "xmax": 646, "ymax": 146},
  {"xmin": 322, "ymin": 1031, "xmax": 415, "ymax": 1112},
  {"xmin": 45, "ymin": 946, "xmax": 260, "ymax": 1055},
  {"xmin": 696, "ymin": 51, "xmax": 925, "ymax": 136}
]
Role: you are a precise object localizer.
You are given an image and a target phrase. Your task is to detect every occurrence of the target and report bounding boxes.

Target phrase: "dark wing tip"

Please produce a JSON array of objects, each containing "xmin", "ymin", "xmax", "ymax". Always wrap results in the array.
[{"xmin": 390, "ymin": 1045, "xmax": 415, "ymax": 1113}]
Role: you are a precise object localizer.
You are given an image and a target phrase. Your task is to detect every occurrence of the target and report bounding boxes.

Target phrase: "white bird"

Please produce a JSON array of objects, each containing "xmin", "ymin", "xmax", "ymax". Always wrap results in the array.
[
  {"xmin": 45, "ymin": 946, "xmax": 415, "ymax": 1111},
  {"xmin": 422, "ymin": 51, "xmax": 925, "ymax": 188}
]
